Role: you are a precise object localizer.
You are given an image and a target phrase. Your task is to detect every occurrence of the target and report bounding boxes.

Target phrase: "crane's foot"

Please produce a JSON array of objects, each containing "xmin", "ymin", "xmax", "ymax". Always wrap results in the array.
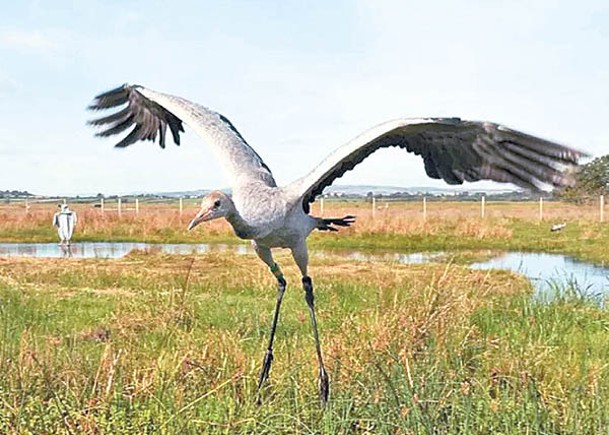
[
  {"xmin": 256, "ymin": 349, "xmax": 274, "ymax": 405},
  {"xmin": 319, "ymin": 366, "xmax": 330, "ymax": 406},
  {"xmin": 257, "ymin": 349, "xmax": 274, "ymax": 391}
]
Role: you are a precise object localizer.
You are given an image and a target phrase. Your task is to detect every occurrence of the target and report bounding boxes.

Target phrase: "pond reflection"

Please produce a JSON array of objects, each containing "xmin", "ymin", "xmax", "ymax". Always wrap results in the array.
[
  {"xmin": 1, "ymin": 242, "xmax": 608, "ymax": 301},
  {"xmin": 470, "ymin": 252, "xmax": 609, "ymax": 302},
  {"xmin": 0, "ymin": 242, "xmax": 253, "ymax": 259}
]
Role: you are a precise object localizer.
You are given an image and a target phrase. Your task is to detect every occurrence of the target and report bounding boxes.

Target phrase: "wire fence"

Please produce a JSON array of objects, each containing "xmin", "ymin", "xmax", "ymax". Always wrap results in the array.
[
  {"xmin": 315, "ymin": 195, "xmax": 607, "ymax": 223},
  {"xmin": 1, "ymin": 195, "xmax": 606, "ymax": 223},
  {"xmin": 1, "ymin": 197, "xmax": 200, "ymax": 216}
]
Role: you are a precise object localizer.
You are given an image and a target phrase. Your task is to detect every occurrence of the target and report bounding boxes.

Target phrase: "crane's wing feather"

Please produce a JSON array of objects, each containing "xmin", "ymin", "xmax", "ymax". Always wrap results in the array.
[
  {"xmin": 288, "ymin": 118, "xmax": 586, "ymax": 213},
  {"xmin": 88, "ymin": 84, "xmax": 276, "ymax": 188}
]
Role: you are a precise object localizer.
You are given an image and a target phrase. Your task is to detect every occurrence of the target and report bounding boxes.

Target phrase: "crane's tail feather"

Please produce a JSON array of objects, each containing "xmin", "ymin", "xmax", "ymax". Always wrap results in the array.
[{"xmin": 316, "ymin": 215, "xmax": 356, "ymax": 232}]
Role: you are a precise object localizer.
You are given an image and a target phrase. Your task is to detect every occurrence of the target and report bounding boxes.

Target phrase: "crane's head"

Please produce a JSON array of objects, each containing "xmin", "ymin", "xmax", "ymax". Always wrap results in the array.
[{"xmin": 187, "ymin": 191, "xmax": 233, "ymax": 230}]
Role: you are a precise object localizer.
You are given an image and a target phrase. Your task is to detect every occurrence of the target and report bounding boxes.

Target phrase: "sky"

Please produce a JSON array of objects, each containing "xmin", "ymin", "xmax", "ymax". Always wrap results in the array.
[{"xmin": 1, "ymin": 0, "xmax": 608, "ymax": 196}]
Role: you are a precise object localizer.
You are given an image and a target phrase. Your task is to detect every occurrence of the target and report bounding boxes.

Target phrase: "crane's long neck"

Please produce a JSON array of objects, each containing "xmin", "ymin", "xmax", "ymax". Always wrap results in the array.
[{"xmin": 226, "ymin": 208, "xmax": 256, "ymax": 240}]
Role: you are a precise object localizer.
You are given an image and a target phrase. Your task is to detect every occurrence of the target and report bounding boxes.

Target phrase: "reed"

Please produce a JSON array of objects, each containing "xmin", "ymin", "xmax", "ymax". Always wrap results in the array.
[
  {"xmin": 2, "ymin": 199, "xmax": 609, "ymax": 264},
  {"xmin": 1, "ymin": 252, "xmax": 608, "ymax": 433}
]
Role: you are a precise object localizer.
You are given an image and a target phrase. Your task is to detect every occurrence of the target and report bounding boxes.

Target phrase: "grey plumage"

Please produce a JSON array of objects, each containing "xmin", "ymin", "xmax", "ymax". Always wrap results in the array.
[
  {"xmin": 89, "ymin": 85, "xmax": 276, "ymax": 188},
  {"xmin": 88, "ymin": 83, "xmax": 587, "ymax": 404},
  {"xmin": 287, "ymin": 118, "xmax": 583, "ymax": 213},
  {"xmin": 88, "ymin": 84, "xmax": 184, "ymax": 148}
]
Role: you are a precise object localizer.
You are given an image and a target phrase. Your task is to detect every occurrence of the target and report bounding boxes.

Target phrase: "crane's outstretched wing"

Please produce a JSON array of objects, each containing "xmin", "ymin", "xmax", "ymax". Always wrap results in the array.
[
  {"xmin": 88, "ymin": 84, "xmax": 276, "ymax": 188},
  {"xmin": 287, "ymin": 118, "xmax": 586, "ymax": 213}
]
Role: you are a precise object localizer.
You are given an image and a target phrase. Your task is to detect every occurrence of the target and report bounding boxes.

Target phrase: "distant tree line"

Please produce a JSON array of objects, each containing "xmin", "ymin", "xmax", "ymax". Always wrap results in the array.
[
  {"xmin": 0, "ymin": 190, "xmax": 33, "ymax": 198},
  {"xmin": 8, "ymin": 155, "xmax": 608, "ymax": 203},
  {"xmin": 557, "ymin": 155, "xmax": 609, "ymax": 203}
]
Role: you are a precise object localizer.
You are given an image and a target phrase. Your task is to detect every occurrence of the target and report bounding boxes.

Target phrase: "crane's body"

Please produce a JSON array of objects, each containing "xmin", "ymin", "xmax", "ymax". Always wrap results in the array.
[
  {"xmin": 224, "ymin": 186, "xmax": 318, "ymax": 248},
  {"xmin": 88, "ymin": 84, "xmax": 586, "ymax": 405}
]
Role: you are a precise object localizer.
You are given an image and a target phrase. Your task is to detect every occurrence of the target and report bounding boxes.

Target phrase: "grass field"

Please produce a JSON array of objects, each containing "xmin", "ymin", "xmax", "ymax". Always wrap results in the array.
[
  {"xmin": 2, "ymin": 199, "xmax": 609, "ymax": 263},
  {"xmin": 1, "ymin": 200, "xmax": 609, "ymax": 433},
  {"xmin": 1, "ymin": 252, "xmax": 609, "ymax": 433}
]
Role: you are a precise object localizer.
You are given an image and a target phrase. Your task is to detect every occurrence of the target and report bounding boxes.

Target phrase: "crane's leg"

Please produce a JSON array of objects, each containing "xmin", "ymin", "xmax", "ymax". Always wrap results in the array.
[
  {"xmin": 253, "ymin": 243, "xmax": 287, "ymax": 397},
  {"xmin": 292, "ymin": 242, "xmax": 329, "ymax": 405}
]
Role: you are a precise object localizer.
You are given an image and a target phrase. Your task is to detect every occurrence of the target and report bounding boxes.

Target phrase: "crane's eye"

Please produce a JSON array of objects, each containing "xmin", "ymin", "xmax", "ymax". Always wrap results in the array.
[{"xmin": 213, "ymin": 200, "xmax": 221, "ymax": 208}]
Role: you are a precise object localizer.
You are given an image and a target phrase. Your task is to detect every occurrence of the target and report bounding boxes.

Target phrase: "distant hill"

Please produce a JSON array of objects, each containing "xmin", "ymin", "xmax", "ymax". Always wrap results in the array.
[
  {"xmin": 133, "ymin": 189, "xmax": 211, "ymax": 198},
  {"xmin": 2, "ymin": 184, "xmax": 527, "ymax": 200},
  {"xmin": 322, "ymin": 184, "xmax": 517, "ymax": 197},
  {"xmin": 140, "ymin": 187, "xmax": 231, "ymax": 198},
  {"xmin": 144, "ymin": 185, "xmax": 518, "ymax": 198}
]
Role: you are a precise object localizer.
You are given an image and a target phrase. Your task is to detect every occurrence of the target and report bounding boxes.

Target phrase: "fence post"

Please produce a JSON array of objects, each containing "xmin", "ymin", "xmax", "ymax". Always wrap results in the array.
[
  {"xmin": 320, "ymin": 197, "xmax": 324, "ymax": 217},
  {"xmin": 25, "ymin": 197, "xmax": 29, "ymax": 213},
  {"xmin": 372, "ymin": 196, "xmax": 376, "ymax": 220},
  {"xmin": 179, "ymin": 197, "xmax": 183, "ymax": 215},
  {"xmin": 423, "ymin": 196, "xmax": 427, "ymax": 221},
  {"xmin": 118, "ymin": 198, "xmax": 122, "ymax": 218},
  {"xmin": 538, "ymin": 197, "xmax": 543, "ymax": 223},
  {"xmin": 601, "ymin": 195, "xmax": 605, "ymax": 223},
  {"xmin": 100, "ymin": 198, "xmax": 104, "ymax": 214},
  {"xmin": 481, "ymin": 195, "xmax": 485, "ymax": 219},
  {"xmin": 135, "ymin": 198, "xmax": 139, "ymax": 214}
]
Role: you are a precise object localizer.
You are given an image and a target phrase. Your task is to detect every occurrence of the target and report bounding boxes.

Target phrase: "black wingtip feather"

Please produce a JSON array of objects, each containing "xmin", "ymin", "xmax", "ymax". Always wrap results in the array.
[
  {"xmin": 316, "ymin": 215, "xmax": 357, "ymax": 231},
  {"xmin": 88, "ymin": 84, "xmax": 131, "ymax": 110},
  {"xmin": 88, "ymin": 84, "xmax": 184, "ymax": 149},
  {"xmin": 300, "ymin": 119, "xmax": 586, "ymax": 213}
]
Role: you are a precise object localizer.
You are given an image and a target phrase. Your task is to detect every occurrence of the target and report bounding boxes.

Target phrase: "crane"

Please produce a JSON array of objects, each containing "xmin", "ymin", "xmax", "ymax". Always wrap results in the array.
[{"xmin": 88, "ymin": 84, "xmax": 585, "ymax": 405}]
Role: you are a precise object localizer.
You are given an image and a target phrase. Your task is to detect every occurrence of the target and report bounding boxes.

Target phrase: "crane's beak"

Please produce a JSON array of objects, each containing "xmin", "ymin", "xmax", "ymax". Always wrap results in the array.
[{"xmin": 187, "ymin": 209, "xmax": 211, "ymax": 231}]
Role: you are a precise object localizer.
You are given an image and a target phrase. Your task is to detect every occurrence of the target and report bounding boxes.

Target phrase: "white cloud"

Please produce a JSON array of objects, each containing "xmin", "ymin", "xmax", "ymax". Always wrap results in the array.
[
  {"xmin": 1, "ymin": 1, "xmax": 607, "ymax": 195},
  {"xmin": 0, "ymin": 28, "xmax": 57, "ymax": 51},
  {"xmin": 0, "ymin": 70, "xmax": 17, "ymax": 95}
]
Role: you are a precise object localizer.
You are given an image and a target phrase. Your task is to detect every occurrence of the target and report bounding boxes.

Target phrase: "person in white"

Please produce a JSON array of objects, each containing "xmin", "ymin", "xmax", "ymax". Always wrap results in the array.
[{"xmin": 53, "ymin": 204, "xmax": 77, "ymax": 245}]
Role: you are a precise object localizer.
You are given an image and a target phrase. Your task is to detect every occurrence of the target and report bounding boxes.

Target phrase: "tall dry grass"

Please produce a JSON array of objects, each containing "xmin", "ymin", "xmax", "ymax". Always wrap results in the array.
[
  {"xmin": 0, "ymin": 201, "xmax": 234, "ymax": 242},
  {"xmin": 311, "ymin": 199, "xmax": 606, "ymax": 248},
  {"xmin": 3, "ymin": 199, "xmax": 609, "ymax": 266},
  {"xmin": 1, "ymin": 252, "xmax": 608, "ymax": 432},
  {"xmin": 0, "ymin": 198, "xmax": 603, "ymax": 243}
]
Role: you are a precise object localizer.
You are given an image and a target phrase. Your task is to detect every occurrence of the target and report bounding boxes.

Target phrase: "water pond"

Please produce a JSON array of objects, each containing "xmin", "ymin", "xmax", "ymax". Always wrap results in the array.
[
  {"xmin": 1, "ymin": 242, "xmax": 607, "ymax": 301},
  {"xmin": 0, "ymin": 242, "xmax": 251, "ymax": 259}
]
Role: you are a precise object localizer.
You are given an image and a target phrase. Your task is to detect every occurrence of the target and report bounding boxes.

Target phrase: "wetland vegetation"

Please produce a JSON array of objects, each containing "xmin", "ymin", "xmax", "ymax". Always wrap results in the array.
[{"xmin": 1, "ymin": 200, "xmax": 608, "ymax": 433}]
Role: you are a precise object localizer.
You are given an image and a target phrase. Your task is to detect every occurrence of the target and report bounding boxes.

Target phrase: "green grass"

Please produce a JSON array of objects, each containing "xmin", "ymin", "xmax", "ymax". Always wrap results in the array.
[
  {"xmin": 308, "ymin": 219, "xmax": 609, "ymax": 265},
  {"xmin": 1, "ymin": 252, "xmax": 608, "ymax": 433},
  {"xmin": 4, "ymin": 210, "xmax": 609, "ymax": 265}
]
